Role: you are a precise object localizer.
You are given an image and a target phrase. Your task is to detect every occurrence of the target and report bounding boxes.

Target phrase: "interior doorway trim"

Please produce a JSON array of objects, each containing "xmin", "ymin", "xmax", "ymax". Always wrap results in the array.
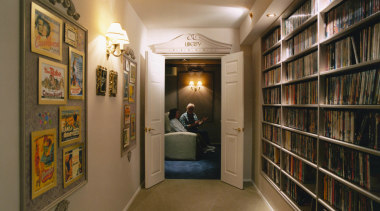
[{"xmin": 149, "ymin": 33, "xmax": 232, "ymax": 57}]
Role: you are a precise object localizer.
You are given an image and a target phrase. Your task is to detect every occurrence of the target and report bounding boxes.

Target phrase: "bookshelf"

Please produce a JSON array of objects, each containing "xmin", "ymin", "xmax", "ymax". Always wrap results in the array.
[{"xmin": 260, "ymin": 0, "xmax": 380, "ymax": 210}]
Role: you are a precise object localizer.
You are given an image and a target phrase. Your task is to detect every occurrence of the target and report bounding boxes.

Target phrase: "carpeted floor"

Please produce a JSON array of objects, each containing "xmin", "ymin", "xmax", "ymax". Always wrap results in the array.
[{"xmin": 165, "ymin": 145, "xmax": 221, "ymax": 179}]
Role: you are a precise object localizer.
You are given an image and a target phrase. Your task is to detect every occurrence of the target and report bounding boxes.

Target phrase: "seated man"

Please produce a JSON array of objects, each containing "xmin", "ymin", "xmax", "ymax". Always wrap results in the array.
[
  {"xmin": 169, "ymin": 108, "xmax": 214, "ymax": 153},
  {"xmin": 179, "ymin": 103, "xmax": 215, "ymax": 151}
]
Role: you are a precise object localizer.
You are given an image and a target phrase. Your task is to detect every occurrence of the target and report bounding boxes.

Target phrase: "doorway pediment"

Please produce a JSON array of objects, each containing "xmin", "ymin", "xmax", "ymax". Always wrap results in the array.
[{"xmin": 150, "ymin": 33, "xmax": 232, "ymax": 56}]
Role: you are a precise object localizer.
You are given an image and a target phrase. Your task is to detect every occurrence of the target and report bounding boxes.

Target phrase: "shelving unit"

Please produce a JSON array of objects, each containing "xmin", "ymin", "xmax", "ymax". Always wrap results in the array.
[{"xmin": 260, "ymin": 0, "xmax": 380, "ymax": 210}]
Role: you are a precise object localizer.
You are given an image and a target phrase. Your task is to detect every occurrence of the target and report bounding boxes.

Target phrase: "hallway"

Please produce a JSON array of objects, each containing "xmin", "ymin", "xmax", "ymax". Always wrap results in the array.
[{"xmin": 128, "ymin": 180, "xmax": 272, "ymax": 211}]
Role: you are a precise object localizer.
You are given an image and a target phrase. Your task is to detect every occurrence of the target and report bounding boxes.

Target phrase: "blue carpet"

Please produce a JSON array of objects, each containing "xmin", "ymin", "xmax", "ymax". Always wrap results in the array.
[{"xmin": 165, "ymin": 145, "xmax": 221, "ymax": 179}]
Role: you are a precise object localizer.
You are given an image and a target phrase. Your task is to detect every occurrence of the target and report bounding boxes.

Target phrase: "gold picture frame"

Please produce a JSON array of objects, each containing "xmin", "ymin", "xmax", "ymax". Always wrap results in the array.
[
  {"xmin": 129, "ymin": 83, "xmax": 135, "ymax": 103},
  {"xmin": 59, "ymin": 106, "xmax": 81, "ymax": 147},
  {"xmin": 129, "ymin": 61, "xmax": 136, "ymax": 84},
  {"xmin": 96, "ymin": 66, "xmax": 107, "ymax": 96},
  {"xmin": 109, "ymin": 70, "xmax": 118, "ymax": 97},
  {"xmin": 65, "ymin": 23, "xmax": 78, "ymax": 47},
  {"xmin": 69, "ymin": 47, "xmax": 85, "ymax": 100},
  {"xmin": 31, "ymin": 2, "xmax": 63, "ymax": 61},
  {"xmin": 39, "ymin": 57, "xmax": 67, "ymax": 105},
  {"xmin": 31, "ymin": 128, "xmax": 57, "ymax": 199},
  {"xmin": 63, "ymin": 143, "xmax": 84, "ymax": 188}
]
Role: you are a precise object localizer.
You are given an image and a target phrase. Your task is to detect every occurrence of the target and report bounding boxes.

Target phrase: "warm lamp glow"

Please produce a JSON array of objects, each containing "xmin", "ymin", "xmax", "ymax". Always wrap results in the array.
[
  {"xmin": 189, "ymin": 80, "xmax": 202, "ymax": 91},
  {"xmin": 105, "ymin": 23, "xmax": 130, "ymax": 58},
  {"xmin": 197, "ymin": 81, "xmax": 202, "ymax": 87}
]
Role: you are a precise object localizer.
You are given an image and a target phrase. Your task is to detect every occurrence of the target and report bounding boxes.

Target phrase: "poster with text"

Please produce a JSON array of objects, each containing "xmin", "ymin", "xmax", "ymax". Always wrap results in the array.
[
  {"xmin": 59, "ymin": 106, "xmax": 81, "ymax": 147},
  {"xmin": 131, "ymin": 114, "xmax": 136, "ymax": 140},
  {"xmin": 31, "ymin": 128, "xmax": 57, "ymax": 199},
  {"xmin": 63, "ymin": 144, "xmax": 84, "ymax": 188},
  {"xmin": 69, "ymin": 47, "xmax": 85, "ymax": 99},
  {"xmin": 39, "ymin": 57, "xmax": 67, "ymax": 104}
]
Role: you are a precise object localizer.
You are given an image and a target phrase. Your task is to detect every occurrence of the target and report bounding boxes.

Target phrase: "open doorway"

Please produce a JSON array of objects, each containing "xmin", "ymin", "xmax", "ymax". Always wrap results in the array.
[{"xmin": 164, "ymin": 59, "xmax": 221, "ymax": 179}]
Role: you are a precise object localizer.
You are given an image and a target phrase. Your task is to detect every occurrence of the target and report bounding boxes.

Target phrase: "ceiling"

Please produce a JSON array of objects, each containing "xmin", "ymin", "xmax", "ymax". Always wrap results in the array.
[{"xmin": 128, "ymin": 0, "xmax": 256, "ymax": 28}]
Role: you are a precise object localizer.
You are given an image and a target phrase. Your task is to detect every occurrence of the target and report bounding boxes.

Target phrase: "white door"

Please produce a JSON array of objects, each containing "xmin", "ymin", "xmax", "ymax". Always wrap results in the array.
[
  {"xmin": 221, "ymin": 52, "xmax": 244, "ymax": 189},
  {"xmin": 145, "ymin": 51, "xmax": 165, "ymax": 188}
]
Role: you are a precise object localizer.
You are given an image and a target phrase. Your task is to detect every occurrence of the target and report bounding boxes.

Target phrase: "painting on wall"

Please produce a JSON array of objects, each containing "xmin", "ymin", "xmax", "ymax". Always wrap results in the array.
[
  {"xmin": 129, "ymin": 62, "xmax": 136, "ymax": 84},
  {"xmin": 124, "ymin": 105, "xmax": 131, "ymax": 125},
  {"xmin": 129, "ymin": 84, "xmax": 135, "ymax": 103},
  {"xmin": 109, "ymin": 70, "xmax": 118, "ymax": 97},
  {"xmin": 39, "ymin": 57, "xmax": 67, "ymax": 105},
  {"xmin": 123, "ymin": 127, "xmax": 130, "ymax": 148},
  {"xmin": 63, "ymin": 143, "xmax": 84, "ymax": 188},
  {"xmin": 65, "ymin": 23, "xmax": 78, "ymax": 47},
  {"xmin": 31, "ymin": 128, "xmax": 57, "ymax": 199},
  {"xmin": 96, "ymin": 66, "xmax": 107, "ymax": 96},
  {"xmin": 69, "ymin": 47, "xmax": 85, "ymax": 99},
  {"xmin": 59, "ymin": 106, "xmax": 81, "ymax": 147},
  {"xmin": 131, "ymin": 113, "xmax": 136, "ymax": 140},
  {"xmin": 31, "ymin": 2, "xmax": 63, "ymax": 61},
  {"xmin": 123, "ymin": 71, "xmax": 129, "ymax": 101}
]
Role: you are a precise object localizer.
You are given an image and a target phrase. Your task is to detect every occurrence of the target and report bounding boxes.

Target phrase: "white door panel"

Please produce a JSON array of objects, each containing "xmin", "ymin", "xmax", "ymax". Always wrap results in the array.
[
  {"xmin": 145, "ymin": 51, "xmax": 165, "ymax": 189},
  {"xmin": 221, "ymin": 51, "xmax": 244, "ymax": 189}
]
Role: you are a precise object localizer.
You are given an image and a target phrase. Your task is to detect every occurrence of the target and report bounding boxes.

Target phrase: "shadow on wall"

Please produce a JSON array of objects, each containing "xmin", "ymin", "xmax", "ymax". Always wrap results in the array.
[{"xmin": 139, "ymin": 53, "xmax": 146, "ymax": 183}]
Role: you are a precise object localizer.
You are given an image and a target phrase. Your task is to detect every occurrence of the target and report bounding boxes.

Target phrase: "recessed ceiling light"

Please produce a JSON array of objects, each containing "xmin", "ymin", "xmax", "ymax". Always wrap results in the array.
[{"xmin": 266, "ymin": 13, "xmax": 276, "ymax": 17}]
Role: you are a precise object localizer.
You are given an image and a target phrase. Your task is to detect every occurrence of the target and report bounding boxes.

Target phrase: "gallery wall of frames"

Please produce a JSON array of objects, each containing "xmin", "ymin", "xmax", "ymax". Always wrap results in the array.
[{"xmin": 21, "ymin": 0, "xmax": 88, "ymax": 210}]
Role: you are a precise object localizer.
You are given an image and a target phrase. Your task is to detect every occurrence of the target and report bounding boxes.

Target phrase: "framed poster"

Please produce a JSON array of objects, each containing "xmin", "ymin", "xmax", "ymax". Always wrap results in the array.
[
  {"xmin": 31, "ymin": 128, "xmax": 57, "ymax": 199},
  {"xmin": 123, "ymin": 127, "xmax": 130, "ymax": 148},
  {"xmin": 129, "ymin": 84, "xmax": 135, "ymax": 103},
  {"xmin": 69, "ymin": 47, "xmax": 85, "ymax": 99},
  {"xmin": 131, "ymin": 114, "xmax": 136, "ymax": 140},
  {"xmin": 65, "ymin": 23, "xmax": 77, "ymax": 47},
  {"xmin": 59, "ymin": 106, "xmax": 81, "ymax": 147},
  {"xmin": 129, "ymin": 62, "xmax": 136, "ymax": 83},
  {"xmin": 109, "ymin": 70, "xmax": 118, "ymax": 97},
  {"xmin": 96, "ymin": 66, "xmax": 107, "ymax": 96},
  {"xmin": 39, "ymin": 57, "xmax": 67, "ymax": 105},
  {"xmin": 123, "ymin": 71, "xmax": 129, "ymax": 101},
  {"xmin": 31, "ymin": 2, "xmax": 63, "ymax": 61},
  {"xmin": 124, "ymin": 105, "xmax": 131, "ymax": 125},
  {"xmin": 63, "ymin": 143, "xmax": 84, "ymax": 188}
]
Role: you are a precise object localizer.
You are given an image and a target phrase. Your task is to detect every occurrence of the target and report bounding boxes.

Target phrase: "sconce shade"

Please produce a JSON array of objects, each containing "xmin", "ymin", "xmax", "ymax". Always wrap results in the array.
[
  {"xmin": 197, "ymin": 81, "xmax": 202, "ymax": 86},
  {"xmin": 189, "ymin": 81, "xmax": 195, "ymax": 86},
  {"xmin": 106, "ymin": 23, "xmax": 129, "ymax": 44}
]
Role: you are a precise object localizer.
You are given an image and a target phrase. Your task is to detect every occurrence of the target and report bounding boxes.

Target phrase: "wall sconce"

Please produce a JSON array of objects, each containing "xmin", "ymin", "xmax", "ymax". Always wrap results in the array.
[
  {"xmin": 189, "ymin": 80, "xmax": 202, "ymax": 91},
  {"xmin": 105, "ymin": 23, "xmax": 129, "ymax": 58}
]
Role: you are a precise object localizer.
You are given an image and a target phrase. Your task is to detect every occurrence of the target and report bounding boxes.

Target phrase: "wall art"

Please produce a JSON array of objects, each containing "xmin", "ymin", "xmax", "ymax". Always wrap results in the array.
[
  {"xmin": 131, "ymin": 113, "xmax": 136, "ymax": 140},
  {"xmin": 69, "ymin": 47, "xmax": 85, "ymax": 99},
  {"xmin": 123, "ymin": 127, "xmax": 130, "ymax": 148},
  {"xmin": 63, "ymin": 143, "xmax": 84, "ymax": 188},
  {"xmin": 31, "ymin": 128, "xmax": 57, "ymax": 199},
  {"xmin": 123, "ymin": 71, "xmax": 129, "ymax": 101},
  {"xmin": 129, "ymin": 61, "xmax": 136, "ymax": 84},
  {"xmin": 124, "ymin": 105, "xmax": 131, "ymax": 125},
  {"xmin": 39, "ymin": 57, "xmax": 67, "ymax": 104},
  {"xmin": 96, "ymin": 66, "xmax": 107, "ymax": 96},
  {"xmin": 129, "ymin": 83, "xmax": 135, "ymax": 103},
  {"xmin": 109, "ymin": 70, "xmax": 118, "ymax": 97},
  {"xmin": 31, "ymin": 2, "xmax": 62, "ymax": 60},
  {"xmin": 59, "ymin": 106, "xmax": 81, "ymax": 147},
  {"xmin": 65, "ymin": 23, "xmax": 77, "ymax": 47}
]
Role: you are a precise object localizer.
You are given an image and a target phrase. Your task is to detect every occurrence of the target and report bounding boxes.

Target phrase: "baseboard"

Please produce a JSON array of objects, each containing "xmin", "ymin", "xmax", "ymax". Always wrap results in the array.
[
  {"xmin": 122, "ymin": 184, "xmax": 142, "ymax": 211},
  {"xmin": 250, "ymin": 181, "xmax": 274, "ymax": 211}
]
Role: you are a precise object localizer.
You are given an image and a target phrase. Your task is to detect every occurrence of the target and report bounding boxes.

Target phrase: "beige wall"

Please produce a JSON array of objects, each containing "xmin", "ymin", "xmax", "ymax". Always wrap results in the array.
[
  {"xmin": 0, "ymin": 1, "xmax": 20, "ymax": 210},
  {"xmin": 250, "ymin": 38, "xmax": 292, "ymax": 211}
]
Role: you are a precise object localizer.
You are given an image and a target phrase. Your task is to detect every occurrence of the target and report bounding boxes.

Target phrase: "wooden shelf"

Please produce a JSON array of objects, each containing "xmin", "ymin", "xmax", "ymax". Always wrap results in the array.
[
  {"xmin": 319, "ymin": 136, "xmax": 380, "ymax": 157},
  {"xmin": 319, "ymin": 167, "xmax": 380, "ymax": 203},
  {"xmin": 282, "ymin": 14, "xmax": 318, "ymax": 41},
  {"xmin": 261, "ymin": 121, "xmax": 281, "ymax": 128},
  {"xmin": 262, "ymin": 63, "xmax": 281, "ymax": 72},
  {"xmin": 261, "ymin": 154, "xmax": 281, "ymax": 170},
  {"xmin": 317, "ymin": 198, "xmax": 335, "ymax": 211},
  {"xmin": 281, "ymin": 148, "xmax": 317, "ymax": 168},
  {"xmin": 262, "ymin": 83, "xmax": 281, "ymax": 89},
  {"xmin": 283, "ymin": 43, "xmax": 318, "ymax": 63},
  {"xmin": 282, "ymin": 126, "xmax": 318, "ymax": 138},
  {"xmin": 282, "ymin": 170, "xmax": 317, "ymax": 198},
  {"xmin": 319, "ymin": 104, "xmax": 380, "ymax": 110},
  {"xmin": 262, "ymin": 41, "xmax": 281, "ymax": 56},
  {"xmin": 262, "ymin": 104, "xmax": 281, "ymax": 107},
  {"xmin": 320, "ymin": 11, "xmax": 380, "ymax": 45},
  {"xmin": 319, "ymin": 0, "xmax": 344, "ymax": 14},
  {"xmin": 282, "ymin": 74, "xmax": 318, "ymax": 85},
  {"xmin": 262, "ymin": 137, "xmax": 281, "ymax": 149},
  {"xmin": 282, "ymin": 104, "xmax": 318, "ymax": 108},
  {"xmin": 320, "ymin": 59, "xmax": 380, "ymax": 76}
]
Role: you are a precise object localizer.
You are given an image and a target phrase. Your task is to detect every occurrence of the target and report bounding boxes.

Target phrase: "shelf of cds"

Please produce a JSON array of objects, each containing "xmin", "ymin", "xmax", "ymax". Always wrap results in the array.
[{"xmin": 260, "ymin": 0, "xmax": 380, "ymax": 210}]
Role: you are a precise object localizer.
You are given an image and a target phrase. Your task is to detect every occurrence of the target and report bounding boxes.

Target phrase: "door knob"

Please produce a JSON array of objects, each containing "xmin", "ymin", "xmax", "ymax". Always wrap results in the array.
[{"xmin": 233, "ymin": 128, "xmax": 242, "ymax": 132}]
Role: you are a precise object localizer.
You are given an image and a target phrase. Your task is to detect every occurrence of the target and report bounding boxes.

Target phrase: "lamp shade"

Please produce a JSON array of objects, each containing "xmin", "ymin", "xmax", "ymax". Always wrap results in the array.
[{"xmin": 106, "ymin": 23, "xmax": 129, "ymax": 43}]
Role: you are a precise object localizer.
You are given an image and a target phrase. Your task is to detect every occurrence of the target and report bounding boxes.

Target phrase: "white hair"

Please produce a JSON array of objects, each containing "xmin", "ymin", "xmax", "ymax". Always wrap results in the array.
[{"xmin": 186, "ymin": 103, "xmax": 195, "ymax": 110}]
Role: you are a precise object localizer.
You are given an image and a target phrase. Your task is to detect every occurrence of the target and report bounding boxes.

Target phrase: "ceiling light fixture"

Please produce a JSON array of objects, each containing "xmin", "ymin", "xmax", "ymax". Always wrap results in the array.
[{"xmin": 266, "ymin": 13, "xmax": 276, "ymax": 17}]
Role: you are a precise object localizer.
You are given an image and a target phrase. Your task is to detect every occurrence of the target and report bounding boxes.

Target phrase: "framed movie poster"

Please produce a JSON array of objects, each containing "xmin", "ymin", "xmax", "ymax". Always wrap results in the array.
[
  {"xmin": 123, "ymin": 71, "xmax": 129, "ymax": 101},
  {"xmin": 123, "ymin": 127, "xmax": 130, "ymax": 148},
  {"xmin": 65, "ymin": 23, "xmax": 77, "ymax": 47},
  {"xmin": 63, "ymin": 143, "xmax": 84, "ymax": 188},
  {"xmin": 129, "ymin": 62, "xmax": 136, "ymax": 84},
  {"xmin": 131, "ymin": 114, "xmax": 136, "ymax": 140},
  {"xmin": 39, "ymin": 57, "xmax": 67, "ymax": 105},
  {"xmin": 31, "ymin": 128, "xmax": 57, "ymax": 199},
  {"xmin": 96, "ymin": 66, "xmax": 107, "ymax": 96},
  {"xmin": 59, "ymin": 106, "xmax": 81, "ymax": 147},
  {"xmin": 109, "ymin": 70, "xmax": 118, "ymax": 97},
  {"xmin": 124, "ymin": 105, "xmax": 131, "ymax": 125},
  {"xmin": 129, "ymin": 84, "xmax": 135, "ymax": 103},
  {"xmin": 31, "ymin": 2, "xmax": 63, "ymax": 61},
  {"xmin": 69, "ymin": 47, "xmax": 85, "ymax": 99}
]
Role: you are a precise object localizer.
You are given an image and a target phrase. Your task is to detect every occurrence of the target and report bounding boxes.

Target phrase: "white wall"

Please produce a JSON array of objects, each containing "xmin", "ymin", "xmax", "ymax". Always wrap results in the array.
[
  {"xmin": 62, "ymin": 0, "xmax": 147, "ymax": 210},
  {"xmin": 0, "ymin": 1, "xmax": 20, "ymax": 211},
  {"xmin": 251, "ymin": 38, "xmax": 292, "ymax": 211}
]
